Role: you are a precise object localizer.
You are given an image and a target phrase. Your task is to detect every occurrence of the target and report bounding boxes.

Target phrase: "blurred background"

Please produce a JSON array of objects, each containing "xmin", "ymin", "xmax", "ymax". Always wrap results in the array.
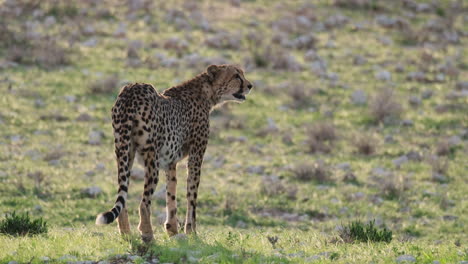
[{"xmin": 0, "ymin": 0, "xmax": 467, "ymax": 260}]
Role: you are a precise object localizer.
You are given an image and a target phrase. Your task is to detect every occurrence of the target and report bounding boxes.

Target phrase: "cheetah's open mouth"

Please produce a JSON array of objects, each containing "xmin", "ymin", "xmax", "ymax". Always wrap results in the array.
[{"xmin": 233, "ymin": 93, "xmax": 246, "ymax": 100}]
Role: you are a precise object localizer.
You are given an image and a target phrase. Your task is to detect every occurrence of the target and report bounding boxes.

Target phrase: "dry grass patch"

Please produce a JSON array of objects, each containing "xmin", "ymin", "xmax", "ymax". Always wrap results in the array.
[
  {"xmin": 353, "ymin": 133, "xmax": 378, "ymax": 155},
  {"xmin": 291, "ymin": 161, "xmax": 334, "ymax": 184},
  {"xmin": 306, "ymin": 122, "xmax": 337, "ymax": 153},
  {"xmin": 89, "ymin": 75, "xmax": 120, "ymax": 94},
  {"xmin": 369, "ymin": 88, "xmax": 403, "ymax": 124}
]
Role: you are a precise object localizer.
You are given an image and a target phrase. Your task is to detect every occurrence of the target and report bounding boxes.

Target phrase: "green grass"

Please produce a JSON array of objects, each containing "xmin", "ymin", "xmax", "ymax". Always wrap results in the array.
[
  {"xmin": 0, "ymin": 212, "xmax": 48, "ymax": 236},
  {"xmin": 0, "ymin": 0, "xmax": 467, "ymax": 263}
]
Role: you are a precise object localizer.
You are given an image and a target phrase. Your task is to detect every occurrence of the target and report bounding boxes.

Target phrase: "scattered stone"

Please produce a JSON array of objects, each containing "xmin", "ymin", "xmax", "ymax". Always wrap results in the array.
[
  {"xmin": 447, "ymin": 135, "xmax": 461, "ymax": 146},
  {"xmin": 375, "ymin": 70, "xmax": 391, "ymax": 81},
  {"xmin": 128, "ymin": 255, "xmax": 140, "ymax": 261},
  {"xmin": 34, "ymin": 99, "xmax": 45, "ymax": 108},
  {"xmin": 353, "ymin": 55, "xmax": 367, "ymax": 65},
  {"xmin": 245, "ymin": 165, "xmax": 265, "ymax": 174},
  {"xmin": 351, "ymin": 90, "xmax": 367, "ymax": 105},
  {"xmin": 40, "ymin": 257, "xmax": 50, "ymax": 262},
  {"xmin": 64, "ymin": 95, "xmax": 76, "ymax": 103},
  {"xmin": 76, "ymin": 113, "xmax": 92, "ymax": 122},
  {"xmin": 88, "ymin": 130, "xmax": 104, "ymax": 145},
  {"xmin": 432, "ymin": 173, "xmax": 448, "ymax": 183},
  {"xmin": 154, "ymin": 184, "xmax": 167, "ymax": 200},
  {"xmin": 421, "ymin": 89, "xmax": 433, "ymax": 99},
  {"xmin": 396, "ymin": 254, "xmax": 416, "ymax": 263},
  {"xmin": 402, "ymin": 119, "xmax": 414, "ymax": 126},
  {"xmin": 443, "ymin": 215, "xmax": 458, "ymax": 221},
  {"xmin": 171, "ymin": 233, "xmax": 187, "ymax": 240},
  {"xmin": 336, "ymin": 162, "xmax": 351, "ymax": 171},
  {"xmin": 131, "ymin": 167, "xmax": 145, "ymax": 181},
  {"xmin": 407, "ymin": 71, "xmax": 427, "ymax": 82},
  {"xmin": 343, "ymin": 171, "xmax": 357, "ymax": 183},
  {"xmin": 82, "ymin": 38, "xmax": 98, "ymax": 47},
  {"xmin": 408, "ymin": 95, "xmax": 421, "ymax": 107},
  {"xmin": 81, "ymin": 186, "xmax": 102, "ymax": 198},
  {"xmin": 304, "ymin": 50, "xmax": 319, "ymax": 61},
  {"xmin": 8, "ymin": 261, "xmax": 18, "ymax": 264},
  {"xmin": 393, "ymin": 155, "xmax": 408, "ymax": 167},
  {"xmin": 85, "ymin": 170, "xmax": 95, "ymax": 177},
  {"xmin": 236, "ymin": 220, "xmax": 247, "ymax": 228},
  {"xmin": 406, "ymin": 151, "xmax": 422, "ymax": 162},
  {"xmin": 456, "ymin": 81, "xmax": 468, "ymax": 90},
  {"xmin": 95, "ymin": 163, "xmax": 106, "ymax": 171},
  {"xmin": 435, "ymin": 74, "xmax": 445, "ymax": 82}
]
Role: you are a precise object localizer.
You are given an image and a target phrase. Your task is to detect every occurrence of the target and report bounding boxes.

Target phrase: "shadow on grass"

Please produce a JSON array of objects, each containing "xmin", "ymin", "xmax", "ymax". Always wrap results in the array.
[{"xmin": 124, "ymin": 233, "xmax": 289, "ymax": 264}]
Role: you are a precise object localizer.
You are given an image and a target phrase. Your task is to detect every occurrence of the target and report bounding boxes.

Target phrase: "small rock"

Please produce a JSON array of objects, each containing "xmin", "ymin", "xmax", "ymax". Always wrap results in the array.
[
  {"xmin": 131, "ymin": 168, "xmax": 145, "ymax": 181},
  {"xmin": 353, "ymin": 55, "xmax": 367, "ymax": 65},
  {"xmin": 151, "ymin": 259, "xmax": 159, "ymax": 264},
  {"xmin": 236, "ymin": 220, "xmax": 247, "ymax": 228},
  {"xmin": 408, "ymin": 95, "xmax": 421, "ymax": 107},
  {"xmin": 406, "ymin": 151, "xmax": 422, "ymax": 162},
  {"xmin": 350, "ymin": 90, "xmax": 367, "ymax": 105},
  {"xmin": 421, "ymin": 89, "xmax": 433, "ymax": 99},
  {"xmin": 245, "ymin": 165, "xmax": 265, "ymax": 174},
  {"xmin": 85, "ymin": 170, "xmax": 95, "ymax": 177},
  {"xmin": 95, "ymin": 163, "xmax": 106, "ymax": 171},
  {"xmin": 336, "ymin": 162, "xmax": 351, "ymax": 171},
  {"xmin": 432, "ymin": 261, "xmax": 440, "ymax": 264},
  {"xmin": 402, "ymin": 119, "xmax": 413, "ymax": 126},
  {"xmin": 128, "ymin": 255, "xmax": 140, "ymax": 261},
  {"xmin": 64, "ymin": 95, "xmax": 76, "ymax": 103},
  {"xmin": 81, "ymin": 186, "xmax": 102, "ymax": 198},
  {"xmin": 447, "ymin": 135, "xmax": 461, "ymax": 146},
  {"xmin": 304, "ymin": 50, "xmax": 319, "ymax": 61},
  {"xmin": 393, "ymin": 155, "xmax": 408, "ymax": 167},
  {"xmin": 407, "ymin": 71, "xmax": 427, "ymax": 82},
  {"xmin": 10, "ymin": 135, "xmax": 22, "ymax": 143},
  {"xmin": 375, "ymin": 70, "xmax": 391, "ymax": 81},
  {"xmin": 384, "ymin": 134, "xmax": 395, "ymax": 144},
  {"xmin": 82, "ymin": 38, "xmax": 98, "ymax": 47},
  {"xmin": 35, "ymin": 99, "xmax": 46, "ymax": 108},
  {"xmin": 456, "ymin": 81, "xmax": 468, "ymax": 90},
  {"xmin": 435, "ymin": 74, "xmax": 445, "ymax": 82},
  {"xmin": 432, "ymin": 173, "xmax": 448, "ymax": 183},
  {"xmin": 88, "ymin": 130, "xmax": 104, "ymax": 145},
  {"xmin": 171, "ymin": 233, "xmax": 187, "ymax": 240},
  {"xmin": 187, "ymin": 256, "xmax": 198, "ymax": 263},
  {"xmin": 396, "ymin": 254, "xmax": 416, "ymax": 263},
  {"xmin": 8, "ymin": 261, "xmax": 18, "ymax": 264},
  {"xmin": 76, "ymin": 113, "xmax": 92, "ymax": 122},
  {"xmin": 442, "ymin": 215, "xmax": 458, "ymax": 221},
  {"xmin": 154, "ymin": 184, "xmax": 167, "ymax": 200},
  {"xmin": 40, "ymin": 257, "xmax": 50, "ymax": 262}
]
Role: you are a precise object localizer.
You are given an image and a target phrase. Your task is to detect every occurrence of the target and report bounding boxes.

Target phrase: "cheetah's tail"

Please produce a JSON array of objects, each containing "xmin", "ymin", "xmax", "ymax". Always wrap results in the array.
[{"xmin": 96, "ymin": 100, "xmax": 134, "ymax": 225}]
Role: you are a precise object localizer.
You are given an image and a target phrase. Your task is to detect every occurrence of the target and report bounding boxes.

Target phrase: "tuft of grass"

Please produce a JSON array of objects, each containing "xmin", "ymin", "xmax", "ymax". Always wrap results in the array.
[
  {"xmin": 369, "ymin": 88, "xmax": 402, "ymax": 124},
  {"xmin": 353, "ymin": 133, "xmax": 377, "ymax": 155},
  {"xmin": 0, "ymin": 211, "xmax": 48, "ymax": 236},
  {"xmin": 339, "ymin": 220, "xmax": 392, "ymax": 243},
  {"xmin": 306, "ymin": 122, "xmax": 337, "ymax": 153},
  {"xmin": 291, "ymin": 161, "xmax": 333, "ymax": 184},
  {"xmin": 89, "ymin": 75, "xmax": 120, "ymax": 94}
]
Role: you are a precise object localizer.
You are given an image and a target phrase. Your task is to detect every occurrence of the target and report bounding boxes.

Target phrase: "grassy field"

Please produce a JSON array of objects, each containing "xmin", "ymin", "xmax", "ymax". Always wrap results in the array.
[{"xmin": 0, "ymin": 0, "xmax": 467, "ymax": 263}]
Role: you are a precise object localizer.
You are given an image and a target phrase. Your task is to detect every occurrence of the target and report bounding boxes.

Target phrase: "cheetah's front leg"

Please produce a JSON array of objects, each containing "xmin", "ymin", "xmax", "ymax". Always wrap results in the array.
[{"xmin": 185, "ymin": 148, "xmax": 205, "ymax": 234}]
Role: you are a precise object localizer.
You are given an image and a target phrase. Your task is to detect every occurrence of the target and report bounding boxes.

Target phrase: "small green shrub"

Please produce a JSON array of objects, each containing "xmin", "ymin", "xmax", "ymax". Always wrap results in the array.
[
  {"xmin": 339, "ymin": 220, "xmax": 392, "ymax": 243},
  {"xmin": 0, "ymin": 211, "xmax": 48, "ymax": 236}
]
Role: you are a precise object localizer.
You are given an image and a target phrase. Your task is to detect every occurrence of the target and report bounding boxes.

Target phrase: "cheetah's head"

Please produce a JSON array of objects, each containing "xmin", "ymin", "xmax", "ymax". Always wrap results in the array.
[{"xmin": 207, "ymin": 64, "xmax": 253, "ymax": 103}]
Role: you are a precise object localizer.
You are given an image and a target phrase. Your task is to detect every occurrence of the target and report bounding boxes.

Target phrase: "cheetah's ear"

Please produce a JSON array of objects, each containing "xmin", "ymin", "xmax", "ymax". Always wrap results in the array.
[{"xmin": 207, "ymin": 65, "xmax": 220, "ymax": 80}]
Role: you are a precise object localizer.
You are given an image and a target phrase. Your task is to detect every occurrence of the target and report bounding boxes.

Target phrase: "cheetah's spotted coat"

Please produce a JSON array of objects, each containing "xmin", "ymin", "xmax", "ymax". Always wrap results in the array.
[{"xmin": 96, "ymin": 65, "xmax": 252, "ymax": 241}]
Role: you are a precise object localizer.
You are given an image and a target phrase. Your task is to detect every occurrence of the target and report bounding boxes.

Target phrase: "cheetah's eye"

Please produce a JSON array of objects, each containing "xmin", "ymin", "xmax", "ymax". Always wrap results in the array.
[{"xmin": 235, "ymin": 74, "xmax": 242, "ymax": 81}]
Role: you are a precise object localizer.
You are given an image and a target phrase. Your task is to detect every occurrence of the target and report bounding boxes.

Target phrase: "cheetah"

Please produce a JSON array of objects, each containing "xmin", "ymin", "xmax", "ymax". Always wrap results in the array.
[{"xmin": 95, "ymin": 64, "xmax": 253, "ymax": 242}]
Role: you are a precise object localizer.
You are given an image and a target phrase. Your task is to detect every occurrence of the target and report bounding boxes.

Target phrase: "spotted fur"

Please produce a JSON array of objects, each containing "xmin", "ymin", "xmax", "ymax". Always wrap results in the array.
[{"xmin": 95, "ymin": 64, "xmax": 252, "ymax": 241}]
